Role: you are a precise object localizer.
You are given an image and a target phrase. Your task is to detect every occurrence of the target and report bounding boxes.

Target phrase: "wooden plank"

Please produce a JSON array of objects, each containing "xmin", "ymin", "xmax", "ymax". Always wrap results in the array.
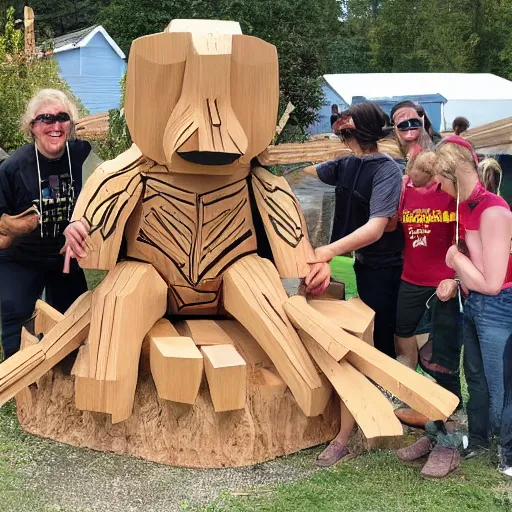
[
  {"xmin": 299, "ymin": 331, "xmax": 402, "ymax": 439},
  {"xmin": 71, "ymin": 145, "xmax": 145, "ymax": 270},
  {"xmin": 223, "ymin": 254, "xmax": 331, "ymax": 417},
  {"xmin": 201, "ymin": 344, "xmax": 247, "ymax": 412},
  {"xmin": 257, "ymin": 138, "xmax": 402, "ymax": 166},
  {"xmin": 286, "ymin": 296, "xmax": 459, "ymax": 420},
  {"xmin": 148, "ymin": 319, "xmax": 203, "ymax": 405},
  {"xmin": 184, "ymin": 320, "xmax": 234, "ymax": 346},
  {"xmin": 284, "ymin": 296, "xmax": 351, "ymax": 361},
  {"xmin": 215, "ymin": 320, "xmax": 273, "ymax": 369},
  {"xmin": 255, "ymin": 368, "xmax": 287, "ymax": 399},
  {"xmin": 251, "ymin": 166, "xmax": 315, "ymax": 279},
  {"xmin": 73, "ymin": 263, "xmax": 168, "ymax": 423},
  {"xmin": 0, "ymin": 292, "xmax": 92, "ymax": 406},
  {"xmin": 308, "ymin": 298, "xmax": 374, "ymax": 345},
  {"xmin": 33, "ymin": 300, "xmax": 64, "ymax": 336}
]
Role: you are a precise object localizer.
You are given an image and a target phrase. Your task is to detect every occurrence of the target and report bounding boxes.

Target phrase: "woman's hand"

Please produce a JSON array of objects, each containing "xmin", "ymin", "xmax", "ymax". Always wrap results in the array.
[
  {"xmin": 436, "ymin": 279, "xmax": 458, "ymax": 301},
  {"xmin": 445, "ymin": 244, "xmax": 461, "ymax": 269},
  {"xmin": 304, "ymin": 262, "xmax": 331, "ymax": 296},
  {"xmin": 309, "ymin": 245, "xmax": 337, "ymax": 264}
]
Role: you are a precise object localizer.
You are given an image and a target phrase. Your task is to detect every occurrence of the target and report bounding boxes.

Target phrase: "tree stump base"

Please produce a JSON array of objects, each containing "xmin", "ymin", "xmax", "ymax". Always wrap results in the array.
[{"xmin": 16, "ymin": 341, "xmax": 341, "ymax": 468}]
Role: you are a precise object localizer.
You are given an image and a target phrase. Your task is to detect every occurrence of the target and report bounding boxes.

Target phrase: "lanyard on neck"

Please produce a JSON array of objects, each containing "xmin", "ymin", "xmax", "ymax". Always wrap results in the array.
[{"xmin": 34, "ymin": 141, "xmax": 74, "ymax": 237}]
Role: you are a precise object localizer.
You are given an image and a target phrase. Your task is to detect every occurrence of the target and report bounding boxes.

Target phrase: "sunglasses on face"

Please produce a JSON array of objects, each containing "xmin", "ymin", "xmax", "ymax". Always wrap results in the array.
[
  {"xmin": 396, "ymin": 118, "xmax": 423, "ymax": 131},
  {"xmin": 32, "ymin": 112, "xmax": 71, "ymax": 125}
]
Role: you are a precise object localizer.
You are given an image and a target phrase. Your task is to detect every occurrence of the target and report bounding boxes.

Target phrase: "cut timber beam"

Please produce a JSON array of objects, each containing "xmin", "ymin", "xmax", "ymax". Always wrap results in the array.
[
  {"xmin": 184, "ymin": 320, "xmax": 234, "ymax": 346},
  {"xmin": 308, "ymin": 298, "xmax": 374, "ymax": 345},
  {"xmin": 148, "ymin": 319, "xmax": 203, "ymax": 404},
  {"xmin": 223, "ymin": 254, "xmax": 331, "ymax": 416},
  {"xmin": 0, "ymin": 292, "xmax": 92, "ymax": 405},
  {"xmin": 299, "ymin": 331, "xmax": 402, "ymax": 439},
  {"xmin": 33, "ymin": 300, "xmax": 65, "ymax": 336},
  {"xmin": 284, "ymin": 296, "xmax": 459, "ymax": 420},
  {"xmin": 201, "ymin": 344, "xmax": 247, "ymax": 412}
]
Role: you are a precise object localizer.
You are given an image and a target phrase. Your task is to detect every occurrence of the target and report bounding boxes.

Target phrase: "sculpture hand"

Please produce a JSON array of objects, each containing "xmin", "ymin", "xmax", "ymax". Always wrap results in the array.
[{"xmin": 61, "ymin": 219, "xmax": 90, "ymax": 273}]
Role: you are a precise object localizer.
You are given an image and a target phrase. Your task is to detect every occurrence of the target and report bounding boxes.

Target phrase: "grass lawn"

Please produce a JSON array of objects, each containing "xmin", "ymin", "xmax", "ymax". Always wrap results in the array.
[
  {"xmin": 183, "ymin": 452, "xmax": 512, "ymax": 511},
  {"xmin": 330, "ymin": 256, "xmax": 357, "ymax": 297}
]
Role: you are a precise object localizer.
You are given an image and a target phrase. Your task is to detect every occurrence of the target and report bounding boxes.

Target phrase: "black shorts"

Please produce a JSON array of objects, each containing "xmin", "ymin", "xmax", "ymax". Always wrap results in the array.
[
  {"xmin": 396, "ymin": 280, "xmax": 436, "ymax": 337},
  {"xmin": 395, "ymin": 279, "xmax": 462, "ymax": 374}
]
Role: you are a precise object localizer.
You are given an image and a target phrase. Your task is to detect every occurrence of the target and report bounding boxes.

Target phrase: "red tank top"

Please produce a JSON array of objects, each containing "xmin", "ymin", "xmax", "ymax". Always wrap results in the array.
[
  {"xmin": 399, "ymin": 177, "xmax": 456, "ymax": 286},
  {"xmin": 459, "ymin": 182, "xmax": 512, "ymax": 290}
]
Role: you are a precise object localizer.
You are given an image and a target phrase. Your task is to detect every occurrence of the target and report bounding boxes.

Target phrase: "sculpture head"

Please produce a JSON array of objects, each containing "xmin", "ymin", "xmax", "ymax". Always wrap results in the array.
[{"xmin": 125, "ymin": 20, "xmax": 279, "ymax": 174}]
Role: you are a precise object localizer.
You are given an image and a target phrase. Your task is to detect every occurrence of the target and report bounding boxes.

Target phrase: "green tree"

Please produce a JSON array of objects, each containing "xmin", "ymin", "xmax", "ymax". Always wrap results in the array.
[{"xmin": 0, "ymin": 7, "xmax": 86, "ymax": 152}]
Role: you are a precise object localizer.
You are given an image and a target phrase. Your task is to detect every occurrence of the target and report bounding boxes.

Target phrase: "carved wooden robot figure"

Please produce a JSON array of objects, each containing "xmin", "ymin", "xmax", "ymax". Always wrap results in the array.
[{"xmin": 0, "ymin": 20, "xmax": 458, "ymax": 467}]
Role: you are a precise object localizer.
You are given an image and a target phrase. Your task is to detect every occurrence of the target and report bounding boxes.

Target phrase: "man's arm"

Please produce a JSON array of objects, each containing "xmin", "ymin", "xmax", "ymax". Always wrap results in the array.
[
  {"xmin": 303, "ymin": 157, "xmax": 354, "ymax": 185},
  {"xmin": 313, "ymin": 217, "xmax": 389, "ymax": 261},
  {"xmin": 449, "ymin": 207, "xmax": 512, "ymax": 295}
]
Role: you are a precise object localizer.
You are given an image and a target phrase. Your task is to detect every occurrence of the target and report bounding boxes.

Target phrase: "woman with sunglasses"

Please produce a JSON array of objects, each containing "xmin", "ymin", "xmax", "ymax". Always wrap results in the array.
[
  {"xmin": 0, "ymin": 89, "xmax": 91, "ymax": 359},
  {"xmin": 390, "ymin": 100, "xmax": 437, "ymax": 162}
]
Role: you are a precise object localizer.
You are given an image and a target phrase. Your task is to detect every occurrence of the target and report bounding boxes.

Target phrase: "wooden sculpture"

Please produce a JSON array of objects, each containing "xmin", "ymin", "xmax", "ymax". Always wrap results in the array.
[{"xmin": 0, "ymin": 20, "xmax": 459, "ymax": 468}]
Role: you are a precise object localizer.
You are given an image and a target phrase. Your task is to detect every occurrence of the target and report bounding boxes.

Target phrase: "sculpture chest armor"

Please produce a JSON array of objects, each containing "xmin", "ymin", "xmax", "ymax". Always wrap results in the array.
[{"xmin": 125, "ymin": 171, "xmax": 256, "ymax": 314}]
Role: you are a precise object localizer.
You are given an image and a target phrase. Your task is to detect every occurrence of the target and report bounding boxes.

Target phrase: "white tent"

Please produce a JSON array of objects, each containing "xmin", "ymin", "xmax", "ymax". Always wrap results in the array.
[{"xmin": 324, "ymin": 73, "xmax": 512, "ymax": 130}]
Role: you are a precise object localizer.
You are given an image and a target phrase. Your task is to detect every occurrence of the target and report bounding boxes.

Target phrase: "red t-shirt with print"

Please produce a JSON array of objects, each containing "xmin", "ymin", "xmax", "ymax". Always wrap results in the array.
[
  {"xmin": 399, "ymin": 177, "xmax": 456, "ymax": 286},
  {"xmin": 459, "ymin": 181, "xmax": 512, "ymax": 289}
]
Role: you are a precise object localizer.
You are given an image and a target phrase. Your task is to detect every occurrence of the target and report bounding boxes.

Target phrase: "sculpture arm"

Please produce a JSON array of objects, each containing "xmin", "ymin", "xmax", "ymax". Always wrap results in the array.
[
  {"xmin": 71, "ymin": 145, "xmax": 146, "ymax": 270},
  {"xmin": 251, "ymin": 166, "xmax": 328, "ymax": 289}
]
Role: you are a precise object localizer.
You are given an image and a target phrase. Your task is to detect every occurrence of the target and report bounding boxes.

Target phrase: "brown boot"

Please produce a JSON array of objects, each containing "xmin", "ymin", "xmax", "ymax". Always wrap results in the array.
[
  {"xmin": 315, "ymin": 441, "xmax": 352, "ymax": 467},
  {"xmin": 396, "ymin": 436, "xmax": 433, "ymax": 461},
  {"xmin": 420, "ymin": 445, "xmax": 460, "ymax": 478}
]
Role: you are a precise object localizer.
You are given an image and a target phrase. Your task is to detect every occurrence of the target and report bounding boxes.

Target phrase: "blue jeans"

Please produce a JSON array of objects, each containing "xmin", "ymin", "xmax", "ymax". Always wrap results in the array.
[{"xmin": 463, "ymin": 288, "xmax": 512, "ymax": 464}]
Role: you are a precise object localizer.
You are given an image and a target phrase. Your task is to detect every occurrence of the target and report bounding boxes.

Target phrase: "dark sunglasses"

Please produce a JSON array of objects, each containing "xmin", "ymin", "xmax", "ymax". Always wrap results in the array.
[
  {"xmin": 32, "ymin": 112, "xmax": 71, "ymax": 125},
  {"xmin": 396, "ymin": 118, "xmax": 423, "ymax": 131}
]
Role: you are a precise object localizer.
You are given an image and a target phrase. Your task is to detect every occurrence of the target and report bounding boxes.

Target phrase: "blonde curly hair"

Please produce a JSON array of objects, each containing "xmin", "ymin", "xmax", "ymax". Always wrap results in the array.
[{"xmin": 21, "ymin": 89, "xmax": 79, "ymax": 140}]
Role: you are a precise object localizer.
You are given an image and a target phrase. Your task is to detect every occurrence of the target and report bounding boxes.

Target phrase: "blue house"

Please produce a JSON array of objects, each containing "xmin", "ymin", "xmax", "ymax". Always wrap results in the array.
[{"xmin": 49, "ymin": 26, "xmax": 126, "ymax": 114}]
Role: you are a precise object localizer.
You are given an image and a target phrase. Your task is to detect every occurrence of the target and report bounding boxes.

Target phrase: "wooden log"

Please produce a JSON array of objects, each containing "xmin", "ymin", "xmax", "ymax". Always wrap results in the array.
[
  {"xmin": 308, "ymin": 297, "xmax": 374, "ymax": 345},
  {"xmin": 201, "ymin": 344, "xmax": 247, "ymax": 412},
  {"xmin": 148, "ymin": 319, "xmax": 203, "ymax": 405},
  {"xmin": 24, "ymin": 7, "xmax": 36, "ymax": 60},
  {"xmin": 17, "ymin": 336, "xmax": 340, "ymax": 468},
  {"xmin": 223, "ymin": 254, "xmax": 332, "ymax": 417},
  {"xmin": 284, "ymin": 296, "xmax": 459, "ymax": 420}
]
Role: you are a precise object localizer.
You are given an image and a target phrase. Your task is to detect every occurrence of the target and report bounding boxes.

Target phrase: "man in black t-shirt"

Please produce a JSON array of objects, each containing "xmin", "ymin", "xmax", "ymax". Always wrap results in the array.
[{"xmin": 0, "ymin": 89, "xmax": 92, "ymax": 359}]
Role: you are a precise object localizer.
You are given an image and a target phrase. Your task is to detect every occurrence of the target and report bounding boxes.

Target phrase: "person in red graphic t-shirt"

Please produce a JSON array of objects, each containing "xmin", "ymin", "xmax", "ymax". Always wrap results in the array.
[{"xmin": 395, "ymin": 151, "xmax": 462, "ymax": 404}]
